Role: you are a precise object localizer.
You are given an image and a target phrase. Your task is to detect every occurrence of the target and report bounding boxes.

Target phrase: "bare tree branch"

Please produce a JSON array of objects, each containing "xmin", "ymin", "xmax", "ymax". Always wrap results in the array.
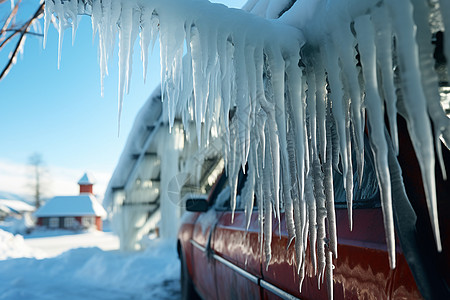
[
  {"xmin": 3, "ymin": 28, "xmax": 44, "ymax": 37},
  {"xmin": 0, "ymin": 2, "xmax": 44, "ymax": 81},
  {"xmin": 0, "ymin": 0, "xmax": 21, "ymax": 40},
  {"xmin": 0, "ymin": 27, "xmax": 21, "ymax": 50}
]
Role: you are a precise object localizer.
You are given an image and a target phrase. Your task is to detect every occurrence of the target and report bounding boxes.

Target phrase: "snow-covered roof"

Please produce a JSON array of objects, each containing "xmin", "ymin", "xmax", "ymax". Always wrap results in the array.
[
  {"xmin": 0, "ymin": 191, "xmax": 28, "ymax": 202},
  {"xmin": 0, "ymin": 200, "xmax": 35, "ymax": 213},
  {"xmin": 78, "ymin": 172, "xmax": 96, "ymax": 185},
  {"xmin": 34, "ymin": 195, "xmax": 107, "ymax": 218},
  {"xmin": 103, "ymin": 88, "xmax": 162, "ymax": 208}
]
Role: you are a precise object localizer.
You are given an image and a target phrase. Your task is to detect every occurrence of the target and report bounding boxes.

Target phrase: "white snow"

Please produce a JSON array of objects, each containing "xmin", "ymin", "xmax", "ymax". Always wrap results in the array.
[
  {"xmin": 0, "ymin": 229, "xmax": 41, "ymax": 260},
  {"xmin": 103, "ymin": 88, "xmax": 163, "ymax": 209},
  {"xmin": 34, "ymin": 194, "xmax": 107, "ymax": 218},
  {"xmin": 0, "ymin": 229, "xmax": 180, "ymax": 300},
  {"xmin": 43, "ymin": 0, "xmax": 450, "ymax": 298},
  {"xmin": 77, "ymin": 172, "xmax": 96, "ymax": 185},
  {"xmin": 24, "ymin": 230, "xmax": 120, "ymax": 257},
  {"xmin": 0, "ymin": 199, "xmax": 34, "ymax": 213}
]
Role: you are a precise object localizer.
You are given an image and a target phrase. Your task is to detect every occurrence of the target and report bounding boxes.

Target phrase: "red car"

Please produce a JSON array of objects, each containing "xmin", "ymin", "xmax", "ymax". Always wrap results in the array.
[{"xmin": 177, "ymin": 119, "xmax": 449, "ymax": 300}]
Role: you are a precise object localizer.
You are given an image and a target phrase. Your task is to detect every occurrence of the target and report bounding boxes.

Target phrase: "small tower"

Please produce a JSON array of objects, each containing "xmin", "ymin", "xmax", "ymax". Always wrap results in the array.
[{"xmin": 78, "ymin": 172, "xmax": 95, "ymax": 194}]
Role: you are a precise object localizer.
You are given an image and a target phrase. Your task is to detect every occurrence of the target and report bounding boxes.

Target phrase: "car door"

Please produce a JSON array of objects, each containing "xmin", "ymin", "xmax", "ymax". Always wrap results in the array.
[
  {"xmin": 190, "ymin": 175, "xmax": 228, "ymax": 299},
  {"xmin": 212, "ymin": 173, "xmax": 262, "ymax": 300},
  {"xmin": 262, "ymin": 135, "xmax": 421, "ymax": 299}
]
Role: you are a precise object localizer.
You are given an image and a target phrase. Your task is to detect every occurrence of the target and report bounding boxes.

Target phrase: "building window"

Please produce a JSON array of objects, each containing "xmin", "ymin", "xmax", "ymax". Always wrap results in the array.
[
  {"xmin": 82, "ymin": 216, "xmax": 95, "ymax": 228},
  {"xmin": 49, "ymin": 217, "xmax": 59, "ymax": 228},
  {"xmin": 64, "ymin": 217, "xmax": 76, "ymax": 229}
]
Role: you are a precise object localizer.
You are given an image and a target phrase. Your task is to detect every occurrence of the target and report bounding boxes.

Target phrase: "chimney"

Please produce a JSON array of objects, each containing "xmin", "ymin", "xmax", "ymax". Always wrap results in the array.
[{"xmin": 78, "ymin": 172, "xmax": 95, "ymax": 194}]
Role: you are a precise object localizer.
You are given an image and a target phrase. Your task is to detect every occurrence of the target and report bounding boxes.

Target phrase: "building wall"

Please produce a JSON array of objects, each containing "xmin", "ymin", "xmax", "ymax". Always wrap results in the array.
[
  {"xmin": 38, "ymin": 216, "xmax": 102, "ymax": 231},
  {"xmin": 80, "ymin": 184, "xmax": 93, "ymax": 194},
  {"xmin": 96, "ymin": 216, "xmax": 103, "ymax": 231}
]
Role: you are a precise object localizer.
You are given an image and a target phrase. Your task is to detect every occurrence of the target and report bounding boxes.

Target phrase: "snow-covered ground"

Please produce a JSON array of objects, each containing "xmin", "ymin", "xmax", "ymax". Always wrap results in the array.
[
  {"xmin": 24, "ymin": 230, "xmax": 120, "ymax": 257},
  {"xmin": 0, "ymin": 229, "xmax": 180, "ymax": 300}
]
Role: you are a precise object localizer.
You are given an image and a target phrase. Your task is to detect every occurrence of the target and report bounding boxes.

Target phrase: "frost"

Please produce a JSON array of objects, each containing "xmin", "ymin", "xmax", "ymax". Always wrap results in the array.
[{"xmin": 44, "ymin": 0, "xmax": 449, "ymax": 298}]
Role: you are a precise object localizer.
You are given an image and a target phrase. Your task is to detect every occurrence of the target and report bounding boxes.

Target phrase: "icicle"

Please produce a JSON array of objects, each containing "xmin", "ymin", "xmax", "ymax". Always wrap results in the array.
[
  {"xmin": 92, "ymin": 0, "xmax": 105, "ymax": 96},
  {"xmin": 127, "ymin": 9, "xmax": 140, "ymax": 96},
  {"xmin": 247, "ymin": 47, "xmax": 258, "ymax": 129},
  {"xmin": 64, "ymin": 0, "xmax": 78, "ymax": 46},
  {"xmin": 325, "ymin": 249, "xmax": 334, "ymax": 300},
  {"xmin": 328, "ymin": 11, "xmax": 364, "ymax": 186},
  {"xmin": 117, "ymin": 2, "xmax": 135, "ymax": 129},
  {"xmin": 325, "ymin": 102, "xmax": 338, "ymax": 259},
  {"xmin": 54, "ymin": 0, "xmax": 65, "ymax": 70},
  {"xmin": 345, "ymin": 106, "xmax": 354, "ymax": 231},
  {"xmin": 285, "ymin": 102, "xmax": 298, "ymax": 248},
  {"xmin": 313, "ymin": 157, "xmax": 327, "ymax": 287},
  {"xmin": 324, "ymin": 38, "xmax": 355, "ymax": 228},
  {"xmin": 298, "ymin": 193, "xmax": 308, "ymax": 291},
  {"xmin": 256, "ymin": 109, "xmax": 268, "ymax": 173},
  {"xmin": 305, "ymin": 60, "xmax": 317, "ymax": 158},
  {"xmin": 387, "ymin": 0, "xmax": 442, "ymax": 252},
  {"xmin": 324, "ymin": 40, "xmax": 347, "ymax": 184},
  {"xmin": 256, "ymin": 142, "xmax": 265, "ymax": 257},
  {"xmin": 218, "ymin": 33, "xmax": 231, "ymax": 154},
  {"xmin": 267, "ymin": 47, "xmax": 291, "ymax": 232},
  {"xmin": 235, "ymin": 32, "xmax": 251, "ymax": 168},
  {"xmin": 189, "ymin": 25, "xmax": 204, "ymax": 144},
  {"xmin": 372, "ymin": 6, "xmax": 398, "ymax": 155},
  {"xmin": 263, "ymin": 133, "xmax": 273, "ymax": 269},
  {"xmin": 244, "ymin": 153, "xmax": 256, "ymax": 231},
  {"xmin": 411, "ymin": 0, "xmax": 448, "ymax": 180},
  {"xmin": 302, "ymin": 78, "xmax": 310, "ymax": 177},
  {"xmin": 43, "ymin": 0, "xmax": 53, "ymax": 49},
  {"xmin": 228, "ymin": 118, "xmax": 241, "ymax": 221},
  {"xmin": 355, "ymin": 14, "xmax": 395, "ymax": 268},
  {"xmin": 292, "ymin": 182, "xmax": 303, "ymax": 272},
  {"xmin": 259, "ymin": 79, "xmax": 281, "ymax": 233},
  {"xmin": 314, "ymin": 52, "xmax": 327, "ymax": 163},
  {"xmin": 330, "ymin": 113, "xmax": 341, "ymax": 174},
  {"xmin": 140, "ymin": 7, "xmax": 156, "ymax": 83},
  {"xmin": 286, "ymin": 57, "xmax": 306, "ymax": 201},
  {"xmin": 305, "ymin": 173, "xmax": 317, "ymax": 275}
]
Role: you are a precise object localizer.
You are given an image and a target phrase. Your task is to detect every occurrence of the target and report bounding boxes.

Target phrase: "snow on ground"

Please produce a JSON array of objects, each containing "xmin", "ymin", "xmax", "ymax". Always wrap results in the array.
[
  {"xmin": 25, "ymin": 229, "xmax": 120, "ymax": 257},
  {"xmin": 0, "ymin": 230, "xmax": 42, "ymax": 260},
  {"xmin": 0, "ymin": 229, "xmax": 180, "ymax": 300}
]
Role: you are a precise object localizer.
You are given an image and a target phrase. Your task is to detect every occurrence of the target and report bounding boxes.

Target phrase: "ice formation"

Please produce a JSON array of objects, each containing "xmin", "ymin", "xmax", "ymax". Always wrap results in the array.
[{"xmin": 44, "ymin": 0, "xmax": 449, "ymax": 297}]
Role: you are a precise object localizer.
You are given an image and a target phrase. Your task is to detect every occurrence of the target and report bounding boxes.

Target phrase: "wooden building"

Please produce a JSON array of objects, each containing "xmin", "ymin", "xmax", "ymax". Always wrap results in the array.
[{"xmin": 34, "ymin": 173, "xmax": 107, "ymax": 231}]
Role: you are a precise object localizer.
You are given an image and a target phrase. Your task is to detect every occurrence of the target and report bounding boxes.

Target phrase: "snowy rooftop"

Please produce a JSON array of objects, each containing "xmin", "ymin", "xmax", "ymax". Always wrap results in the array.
[
  {"xmin": 34, "ymin": 195, "xmax": 107, "ymax": 218},
  {"xmin": 0, "ymin": 200, "xmax": 34, "ymax": 214},
  {"xmin": 78, "ymin": 172, "xmax": 96, "ymax": 185}
]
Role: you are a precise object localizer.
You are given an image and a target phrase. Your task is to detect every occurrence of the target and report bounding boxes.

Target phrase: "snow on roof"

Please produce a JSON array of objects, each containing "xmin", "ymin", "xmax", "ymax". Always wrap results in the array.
[
  {"xmin": 0, "ymin": 191, "xmax": 28, "ymax": 202},
  {"xmin": 103, "ymin": 89, "xmax": 162, "ymax": 208},
  {"xmin": 0, "ymin": 200, "xmax": 35, "ymax": 213},
  {"xmin": 34, "ymin": 195, "xmax": 107, "ymax": 218},
  {"xmin": 78, "ymin": 172, "xmax": 96, "ymax": 185}
]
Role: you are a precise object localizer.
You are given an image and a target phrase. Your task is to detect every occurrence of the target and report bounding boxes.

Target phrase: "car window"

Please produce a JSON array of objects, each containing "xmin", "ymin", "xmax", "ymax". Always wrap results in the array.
[
  {"xmin": 334, "ymin": 135, "xmax": 381, "ymax": 209},
  {"xmin": 215, "ymin": 185, "xmax": 231, "ymax": 208},
  {"xmin": 214, "ymin": 168, "xmax": 255, "ymax": 211}
]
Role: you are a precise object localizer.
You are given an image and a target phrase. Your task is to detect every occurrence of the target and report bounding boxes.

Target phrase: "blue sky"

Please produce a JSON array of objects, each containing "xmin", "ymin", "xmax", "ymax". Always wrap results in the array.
[{"xmin": 0, "ymin": 0, "xmax": 246, "ymax": 200}]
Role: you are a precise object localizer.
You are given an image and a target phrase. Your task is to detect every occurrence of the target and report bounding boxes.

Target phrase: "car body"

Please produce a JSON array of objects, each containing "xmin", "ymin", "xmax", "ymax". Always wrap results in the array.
[{"xmin": 177, "ymin": 120, "xmax": 449, "ymax": 300}]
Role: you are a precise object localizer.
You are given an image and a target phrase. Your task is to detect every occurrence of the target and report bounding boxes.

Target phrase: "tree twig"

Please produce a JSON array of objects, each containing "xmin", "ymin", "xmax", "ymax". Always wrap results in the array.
[
  {"xmin": 0, "ymin": 0, "xmax": 22, "ymax": 39},
  {"xmin": 0, "ymin": 2, "xmax": 44, "ymax": 81},
  {"xmin": 4, "ymin": 29, "xmax": 44, "ymax": 37}
]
